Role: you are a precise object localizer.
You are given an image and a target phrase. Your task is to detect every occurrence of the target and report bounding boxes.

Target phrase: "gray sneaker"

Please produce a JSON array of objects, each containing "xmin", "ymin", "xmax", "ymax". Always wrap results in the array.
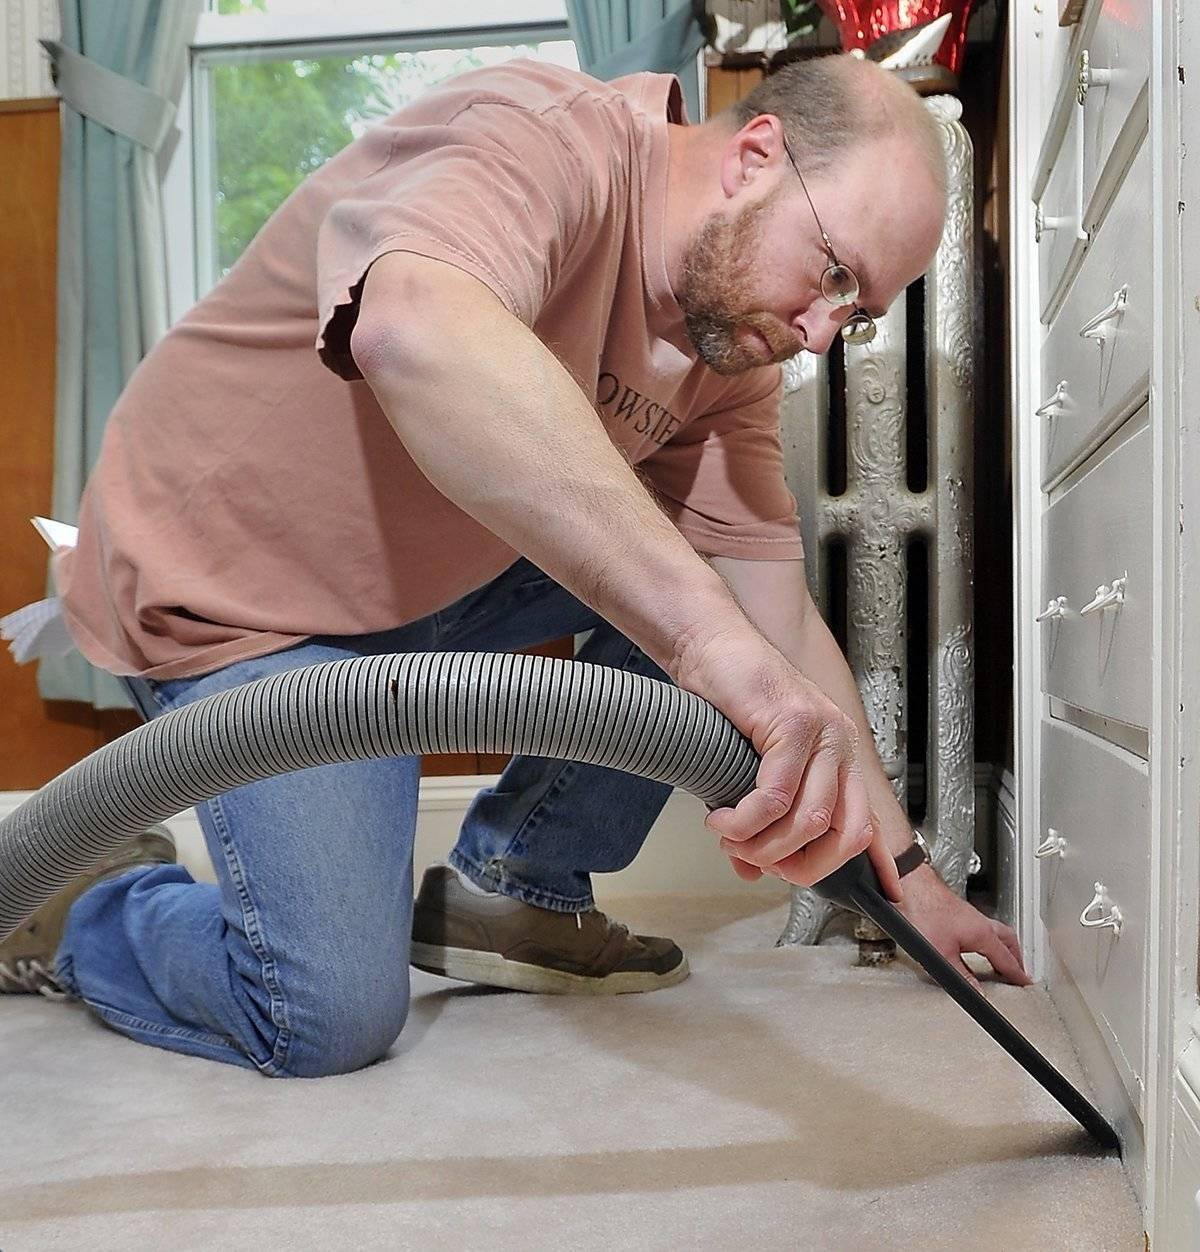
[
  {"xmin": 410, "ymin": 863, "xmax": 689, "ymax": 995},
  {"xmin": 0, "ymin": 827, "xmax": 176, "ymax": 997}
]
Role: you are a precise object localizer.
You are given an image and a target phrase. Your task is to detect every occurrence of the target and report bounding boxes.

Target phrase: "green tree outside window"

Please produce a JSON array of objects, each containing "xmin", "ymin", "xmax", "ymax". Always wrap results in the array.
[{"xmin": 210, "ymin": 1, "xmax": 574, "ymax": 274}]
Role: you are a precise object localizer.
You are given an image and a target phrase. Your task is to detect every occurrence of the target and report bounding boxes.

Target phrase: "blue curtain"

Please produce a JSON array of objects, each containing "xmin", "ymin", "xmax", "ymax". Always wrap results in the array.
[
  {"xmin": 37, "ymin": 0, "xmax": 200, "ymax": 708},
  {"xmin": 565, "ymin": 1, "xmax": 707, "ymax": 119}
]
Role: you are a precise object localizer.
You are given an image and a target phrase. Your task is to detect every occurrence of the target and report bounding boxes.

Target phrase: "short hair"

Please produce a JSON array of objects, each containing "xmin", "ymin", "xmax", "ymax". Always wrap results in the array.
[{"xmin": 727, "ymin": 53, "xmax": 947, "ymax": 197}]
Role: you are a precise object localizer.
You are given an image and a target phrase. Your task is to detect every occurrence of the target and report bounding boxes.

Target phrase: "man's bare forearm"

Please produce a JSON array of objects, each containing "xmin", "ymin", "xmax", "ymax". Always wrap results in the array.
[
  {"xmin": 353, "ymin": 259, "xmax": 903, "ymax": 891},
  {"xmin": 352, "ymin": 253, "xmax": 756, "ymax": 692}
]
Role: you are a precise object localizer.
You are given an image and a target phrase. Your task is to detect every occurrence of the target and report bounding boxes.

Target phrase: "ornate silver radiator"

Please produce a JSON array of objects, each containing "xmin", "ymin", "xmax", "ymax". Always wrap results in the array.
[{"xmin": 777, "ymin": 96, "xmax": 977, "ymax": 947}]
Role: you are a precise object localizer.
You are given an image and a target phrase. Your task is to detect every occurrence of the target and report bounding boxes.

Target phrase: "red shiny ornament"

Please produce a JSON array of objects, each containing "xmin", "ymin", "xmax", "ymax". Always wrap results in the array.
[{"xmin": 814, "ymin": 0, "xmax": 975, "ymax": 82}]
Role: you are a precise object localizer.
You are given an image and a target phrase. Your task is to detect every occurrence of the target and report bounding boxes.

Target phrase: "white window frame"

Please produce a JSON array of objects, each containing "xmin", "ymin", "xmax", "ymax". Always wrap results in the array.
[{"xmin": 163, "ymin": 1, "xmax": 573, "ymax": 320}]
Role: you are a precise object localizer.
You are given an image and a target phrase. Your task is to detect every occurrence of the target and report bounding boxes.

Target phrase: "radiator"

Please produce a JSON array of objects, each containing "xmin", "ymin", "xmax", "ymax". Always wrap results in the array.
[{"xmin": 777, "ymin": 96, "xmax": 976, "ymax": 946}]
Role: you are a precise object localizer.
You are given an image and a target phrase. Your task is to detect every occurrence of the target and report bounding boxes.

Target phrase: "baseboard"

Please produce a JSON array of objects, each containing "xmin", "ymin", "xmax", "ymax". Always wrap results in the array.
[
  {"xmin": 1043, "ymin": 941, "xmax": 1147, "ymax": 1209},
  {"xmin": 2, "ymin": 763, "xmax": 1015, "ymax": 905},
  {"xmin": 0, "ymin": 782, "xmax": 788, "ymax": 903},
  {"xmin": 1168, "ymin": 1025, "xmax": 1200, "ymax": 1249}
]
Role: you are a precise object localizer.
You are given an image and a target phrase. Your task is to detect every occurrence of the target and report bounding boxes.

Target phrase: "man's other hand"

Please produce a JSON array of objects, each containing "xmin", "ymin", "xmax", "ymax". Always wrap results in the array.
[{"xmin": 895, "ymin": 868, "xmax": 1032, "ymax": 990}]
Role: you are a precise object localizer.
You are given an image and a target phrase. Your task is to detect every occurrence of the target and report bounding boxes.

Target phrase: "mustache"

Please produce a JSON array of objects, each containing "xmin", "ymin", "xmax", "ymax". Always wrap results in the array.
[
  {"xmin": 687, "ymin": 308, "xmax": 801, "ymax": 359},
  {"xmin": 737, "ymin": 311, "xmax": 803, "ymax": 361},
  {"xmin": 682, "ymin": 308, "xmax": 803, "ymax": 375}
]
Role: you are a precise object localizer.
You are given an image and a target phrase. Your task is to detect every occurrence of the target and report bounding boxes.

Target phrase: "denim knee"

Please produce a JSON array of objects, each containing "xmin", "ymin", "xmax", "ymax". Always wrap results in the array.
[{"xmin": 272, "ymin": 967, "xmax": 412, "ymax": 1079}]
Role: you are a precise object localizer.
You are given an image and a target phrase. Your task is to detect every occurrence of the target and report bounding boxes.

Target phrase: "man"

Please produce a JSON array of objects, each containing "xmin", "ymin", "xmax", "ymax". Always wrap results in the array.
[{"xmin": 1, "ymin": 52, "xmax": 1029, "ymax": 1075}]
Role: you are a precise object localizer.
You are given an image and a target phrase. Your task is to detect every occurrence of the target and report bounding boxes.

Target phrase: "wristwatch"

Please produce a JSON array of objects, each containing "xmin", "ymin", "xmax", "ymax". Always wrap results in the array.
[{"xmin": 893, "ymin": 829, "xmax": 932, "ymax": 878}]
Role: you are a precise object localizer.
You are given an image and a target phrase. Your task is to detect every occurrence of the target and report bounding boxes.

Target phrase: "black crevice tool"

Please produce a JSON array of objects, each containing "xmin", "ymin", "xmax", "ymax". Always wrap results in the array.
[{"xmin": 812, "ymin": 851, "xmax": 1120, "ymax": 1151}]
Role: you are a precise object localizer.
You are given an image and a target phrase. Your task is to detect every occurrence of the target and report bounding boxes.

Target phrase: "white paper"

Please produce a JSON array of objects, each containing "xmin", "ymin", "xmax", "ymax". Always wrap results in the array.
[
  {"xmin": 1, "ymin": 598, "xmax": 74, "ymax": 663},
  {"xmin": 31, "ymin": 516, "xmax": 79, "ymax": 552}
]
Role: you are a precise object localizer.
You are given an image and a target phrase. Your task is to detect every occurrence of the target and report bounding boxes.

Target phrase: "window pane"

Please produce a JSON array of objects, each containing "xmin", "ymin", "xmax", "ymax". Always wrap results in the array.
[
  {"xmin": 206, "ymin": 40, "xmax": 578, "ymax": 278},
  {"xmin": 217, "ymin": 0, "xmax": 350, "ymax": 13}
]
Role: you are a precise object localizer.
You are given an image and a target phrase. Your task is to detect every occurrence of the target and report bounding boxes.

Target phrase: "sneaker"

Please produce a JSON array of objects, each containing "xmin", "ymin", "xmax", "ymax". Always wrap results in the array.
[
  {"xmin": 410, "ymin": 863, "xmax": 689, "ymax": 995},
  {"xmin": 0, "ymin": 826, "xmax": 176, "ymax": 998}
]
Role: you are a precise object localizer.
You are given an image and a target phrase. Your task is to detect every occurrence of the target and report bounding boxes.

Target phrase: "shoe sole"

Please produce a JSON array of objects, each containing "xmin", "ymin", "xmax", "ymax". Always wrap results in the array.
[{"xmin": 409, "ymin": 942, "xmax": 690, "ymax": 995}]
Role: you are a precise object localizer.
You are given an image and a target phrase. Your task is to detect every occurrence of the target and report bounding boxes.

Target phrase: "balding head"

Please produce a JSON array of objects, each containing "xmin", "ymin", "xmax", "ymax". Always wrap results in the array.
[{"xmin": 728, "ymin": 53, "xmax": 947, "ymax": 199}]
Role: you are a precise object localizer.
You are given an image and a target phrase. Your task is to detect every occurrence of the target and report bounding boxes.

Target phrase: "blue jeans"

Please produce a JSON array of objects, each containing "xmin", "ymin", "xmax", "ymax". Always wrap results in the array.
[{"xmin": 55, "ymin": 558, "xmax": 673, "ymax": 1077}]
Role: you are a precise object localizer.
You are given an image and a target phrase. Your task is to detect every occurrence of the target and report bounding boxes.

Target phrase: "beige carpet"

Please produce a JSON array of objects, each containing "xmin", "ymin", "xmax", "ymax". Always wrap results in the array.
[{"xmin": 0, "ymin": 893, "xmax": 1142, "ymax": 1251}]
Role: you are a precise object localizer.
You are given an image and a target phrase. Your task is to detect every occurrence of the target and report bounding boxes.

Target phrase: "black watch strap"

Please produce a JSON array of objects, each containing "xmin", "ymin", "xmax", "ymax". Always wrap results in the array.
[{"xmin": 894, "ymin": 833, "xmax": 931, "ymax": 878}]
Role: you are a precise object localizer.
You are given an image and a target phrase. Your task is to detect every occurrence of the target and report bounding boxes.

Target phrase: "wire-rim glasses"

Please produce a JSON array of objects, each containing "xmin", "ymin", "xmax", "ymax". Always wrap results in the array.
[{"xmin": 781, "ymin": 137, "xmax": 877, "ymax": 346}]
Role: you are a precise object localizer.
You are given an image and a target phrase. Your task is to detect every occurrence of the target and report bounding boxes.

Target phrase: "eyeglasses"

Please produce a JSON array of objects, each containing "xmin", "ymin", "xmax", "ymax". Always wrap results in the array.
[{"xmin": 781, "ymin": 138, "xmax": 877, "ymax": 346}]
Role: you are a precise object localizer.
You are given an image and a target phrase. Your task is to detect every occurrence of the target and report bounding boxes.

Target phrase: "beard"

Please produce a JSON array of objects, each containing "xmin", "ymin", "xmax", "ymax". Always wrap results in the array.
[{"xmin": 678, "ymin": 192, "xmax": 804, "ymax": 375}]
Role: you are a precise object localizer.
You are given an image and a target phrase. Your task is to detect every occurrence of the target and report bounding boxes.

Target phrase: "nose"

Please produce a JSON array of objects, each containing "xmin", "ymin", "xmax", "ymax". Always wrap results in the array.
[{"xmin": 792, "ymin": 306, "xmax": 847, "ymax": 356}]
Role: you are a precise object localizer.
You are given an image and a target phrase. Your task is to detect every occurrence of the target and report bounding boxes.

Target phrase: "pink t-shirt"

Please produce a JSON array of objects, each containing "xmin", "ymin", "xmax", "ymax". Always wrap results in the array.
[{"xmin": 58, "ymin": 61, "xmax": 803, "ymax": 680}]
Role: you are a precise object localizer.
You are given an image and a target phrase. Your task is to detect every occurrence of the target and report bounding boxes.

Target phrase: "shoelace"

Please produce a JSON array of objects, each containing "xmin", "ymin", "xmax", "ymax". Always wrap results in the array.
[
  {"xmin": 573, "ymin": 912, "xmax": 633, "ymax": 943},
  {"xmin": 0, "ymin": 958, "xmax": 69, "ymax": 999}
]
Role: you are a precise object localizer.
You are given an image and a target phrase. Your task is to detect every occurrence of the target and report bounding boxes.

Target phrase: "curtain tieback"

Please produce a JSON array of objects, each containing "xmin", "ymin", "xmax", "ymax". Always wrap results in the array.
[{"xmin": 40, "ymin": 39, "xmax": 176, "ymax": 153}]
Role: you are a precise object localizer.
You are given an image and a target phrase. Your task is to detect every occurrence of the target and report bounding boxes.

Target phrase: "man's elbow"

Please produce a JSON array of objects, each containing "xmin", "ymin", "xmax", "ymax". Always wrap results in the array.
[
  {"xmin": 350, "ymin": 255, "xmax": 442, "ymax": 388},
  {"xmin": 351, "ymin": 252, "xmax": 507, "ymax": 387}
]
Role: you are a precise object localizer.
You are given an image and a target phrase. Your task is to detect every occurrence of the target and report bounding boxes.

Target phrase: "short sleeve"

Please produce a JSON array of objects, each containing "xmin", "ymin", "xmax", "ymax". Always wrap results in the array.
[
  {"xmin": 638, "ymin": 372, "xmax": 805, "ymax": 561},
  {"xmin": 315, "ymin": 98, "xmax": 605, "ymax": 380}
]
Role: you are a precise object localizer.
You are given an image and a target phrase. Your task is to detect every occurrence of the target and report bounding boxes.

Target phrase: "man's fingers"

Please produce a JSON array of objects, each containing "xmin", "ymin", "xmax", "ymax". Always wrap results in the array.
[
  {"xmin": 705, "ymin": 765, "xmax": 801, "ymax": 844},
  {"xmin": 865, "ymin": 823, "xmax": 903, "ymax": 903},
  {"xmin": 830, "ymin": 758, "xmax": 875, "ymax": 867},
  {"xmin": 756, "ymin": 820, "xmax": 875, "ymax": 888},
  {"xmin": 706, "ymin": 711, "xmax": 850, "ymax": 844},
  {"xmin": 993, "ymin": 919, "xmax": 1028, "ymax": 970},
  {"xmin": 980, "ymin": 923, "xmax": 1034, "ymax": 986},
  {"xmin": 955, "ymin": 957, "xmax": 984, "ymax": 993},
  {"xmin": 939, "ymin": 926, "xmax": 1030, "ymax": 991},
  {"xmin": 726, "ymin": 853, "xmax": 764, "ymax": 882},
  {"xmin": 720, "ymin": 748, "xmax": 841, "ymax": 865}
]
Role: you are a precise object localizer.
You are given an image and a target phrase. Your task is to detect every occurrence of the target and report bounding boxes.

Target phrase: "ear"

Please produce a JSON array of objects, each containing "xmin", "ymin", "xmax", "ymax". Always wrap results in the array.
[{"xmin": 719, "ymin": 113, "xmax": 785, "ymax": 201}]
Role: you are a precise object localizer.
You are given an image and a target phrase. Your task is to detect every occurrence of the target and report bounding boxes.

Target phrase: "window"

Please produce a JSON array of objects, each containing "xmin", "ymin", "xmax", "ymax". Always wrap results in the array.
[{"xmin": 164, "ymin": 1, "xmax": 576, "ymax": 312}]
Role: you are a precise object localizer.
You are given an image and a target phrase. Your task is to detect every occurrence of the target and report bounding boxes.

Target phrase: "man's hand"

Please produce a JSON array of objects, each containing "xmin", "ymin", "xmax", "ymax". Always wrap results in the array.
[
  {"xmin": 895, "ymin": 867, "xmax": 1032, "ymax": 990},
  {"xmin": 674, "ymin": 628, "xmax": 903, "ymax": 903},
  {"xmin": 718, "ymin": 810, "xmax": 903, "ymax": 905}
]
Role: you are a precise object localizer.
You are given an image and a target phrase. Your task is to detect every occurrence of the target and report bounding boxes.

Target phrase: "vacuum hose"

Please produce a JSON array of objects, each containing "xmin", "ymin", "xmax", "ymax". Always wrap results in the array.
[
  {"xmin": 0, "ymin": 650, "xmax": 1118, "ymax": 1149},
  {"xmin": 0, "ymin": 652, "xmax": 756, "ymax": 939}
]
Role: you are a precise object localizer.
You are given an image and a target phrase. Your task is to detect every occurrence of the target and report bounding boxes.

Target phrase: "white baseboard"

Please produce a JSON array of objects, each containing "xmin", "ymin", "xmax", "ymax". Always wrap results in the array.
[
  {"xmin": 0, "ymin": 780, "xmax": 787, "ymax": 904},
  {"xmin": 1169, "ymin": 1027, "xmax": 1200, "ymax": 1249},
  {"xmin": 2, "ymin": 763, "xmax": 1016, "ymax": 906}
]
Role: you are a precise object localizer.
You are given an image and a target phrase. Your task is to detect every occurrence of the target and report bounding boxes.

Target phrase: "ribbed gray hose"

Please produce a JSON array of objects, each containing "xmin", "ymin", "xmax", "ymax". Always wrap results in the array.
[{"xmin": 0, "ymin": 652, "xmax": 760, "ymax": 941}]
